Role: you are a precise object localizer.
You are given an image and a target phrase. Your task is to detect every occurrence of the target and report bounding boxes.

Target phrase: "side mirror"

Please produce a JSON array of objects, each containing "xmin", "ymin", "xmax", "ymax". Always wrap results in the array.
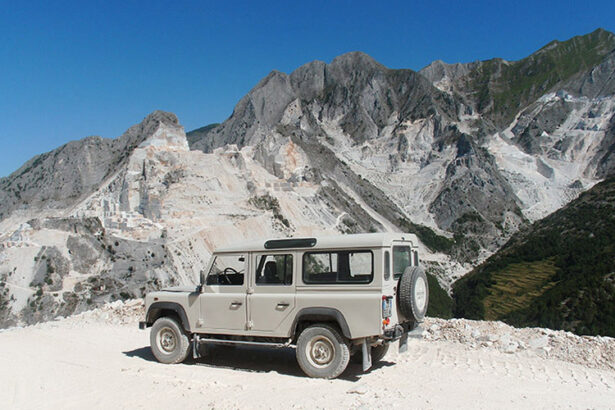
[{"xmin": 196, "ymin": 284, "xmax": 203, "ymax": 293}]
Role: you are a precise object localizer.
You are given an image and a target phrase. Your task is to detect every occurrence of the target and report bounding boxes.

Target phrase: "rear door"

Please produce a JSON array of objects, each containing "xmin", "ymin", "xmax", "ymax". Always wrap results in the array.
[{"xmin": 247, "ymin": 252, "xmax": 296, "ymax": 336}]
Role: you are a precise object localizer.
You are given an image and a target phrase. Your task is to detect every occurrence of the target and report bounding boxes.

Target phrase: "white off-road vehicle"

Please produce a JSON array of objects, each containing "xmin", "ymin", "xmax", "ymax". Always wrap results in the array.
[{"xmin": 140, "ymin": 233, "xmax": 429, "ymax": 379}]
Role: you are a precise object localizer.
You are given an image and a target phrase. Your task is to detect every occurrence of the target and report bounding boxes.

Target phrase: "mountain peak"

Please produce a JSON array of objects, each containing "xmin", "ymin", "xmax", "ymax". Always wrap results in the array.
[
  {"xmin": 142, "ymin": 110, "xmax": 180, "ymax": 128},
  {"xmin": 118, "ymin": 110, "xmax": 182, "ymax": 148},
  {"xmin": 256, "ymin": 70, "xmax": 289, "ymax": 86},
  {"xmin": 419, "ymin": 59, "xmax": 478, "ymax": 88},
  {"xmin": 586, "ymin": 27, "xmax": 615, "ymax": 41},
  {"xmin": 249, "ymin": 70, "xmax": 292, "ymax": 100},
  {"xmin": 137, "ymin": 111, "xmax": 188, "ymax": 152},
  {"xmin": 536, "ymin": 27, "xmax": 615, "ymax": 56},
  {"xmin": 330, "ymin": 51, "xmax": 385, "ymax": 71}
]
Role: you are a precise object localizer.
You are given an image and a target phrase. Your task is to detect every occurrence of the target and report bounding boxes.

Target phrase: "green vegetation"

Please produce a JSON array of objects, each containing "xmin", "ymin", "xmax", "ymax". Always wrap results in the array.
[
  {"xmin": 0, "ymin": 282, "xmax": 9, "ymax": 312},
  {"xmin": 482, "ymin": 259, "xmax": 558, "ymax": 320},
  {"xmin": 467, "ymin": 29, "xmax": 615, "ymax": 126},
  {"xmin": 119, "ymin": 291, "xmax": 132, "ymax": 300},
  {"xmin": 453, "ymin": 176, "xmax": 615, "ymax": 336},
  {"xmin": 249, "ymin": 194, "xmax": 290, "ymax": 228},
  {"xmin": 398, "ymin": 217, "xmax": 454, "ymax": 254},
  {"xmin": 426, "ymin": 273, "xmax": 453, "ymax": 319}
]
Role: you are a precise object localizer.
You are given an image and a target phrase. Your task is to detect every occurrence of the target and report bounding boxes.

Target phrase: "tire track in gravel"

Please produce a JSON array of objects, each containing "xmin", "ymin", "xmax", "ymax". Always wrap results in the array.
[{"xmin": 403, "ymin": 340, "xmax": 615, "ymax": 391}]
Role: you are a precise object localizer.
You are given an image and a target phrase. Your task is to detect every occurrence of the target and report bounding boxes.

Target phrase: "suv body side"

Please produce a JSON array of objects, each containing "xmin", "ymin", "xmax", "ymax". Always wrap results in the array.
[{"xmin": 145, "ymin": 240, "xmax": 418, "ymax": 341}]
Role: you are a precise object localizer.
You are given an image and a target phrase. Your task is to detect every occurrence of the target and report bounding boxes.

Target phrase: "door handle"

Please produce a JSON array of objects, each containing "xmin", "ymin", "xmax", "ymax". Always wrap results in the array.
[
  {"xmin": 277, "ymin": 302, "xmax": 290, "ymax": 308},
  {"xmin": 230, "ymin": 301, "xmax": 243, "ymax": 307}
]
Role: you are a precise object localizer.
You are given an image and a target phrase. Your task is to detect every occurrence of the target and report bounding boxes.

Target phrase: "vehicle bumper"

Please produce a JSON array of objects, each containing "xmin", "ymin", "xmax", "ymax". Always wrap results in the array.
[{"xmin": 383, "ymin": 323, "xmax": 407, "ymax": 341}]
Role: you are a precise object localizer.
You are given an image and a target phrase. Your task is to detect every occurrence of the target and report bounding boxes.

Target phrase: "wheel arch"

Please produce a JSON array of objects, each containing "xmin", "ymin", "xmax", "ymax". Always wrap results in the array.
[
  {"xmin": 145, "ymin": 302, "xmax": 191, "ymax": 332},
  {"xmin": 291, "ymin": 307, "xmax": 352, "ymax": 340}
]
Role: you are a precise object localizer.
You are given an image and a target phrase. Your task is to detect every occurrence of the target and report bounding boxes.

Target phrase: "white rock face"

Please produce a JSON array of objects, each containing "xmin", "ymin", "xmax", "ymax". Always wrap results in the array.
[
  {"xmin": 316, "ymin": 115, "xmax": 452, "ymax": 230},
  {"xmin": 489, "ymin": 93, "xmax": 615, "ymax": 221},
  {"xmin": 0, "ymin": 118, "xmax": 356, "ymax": 326}
]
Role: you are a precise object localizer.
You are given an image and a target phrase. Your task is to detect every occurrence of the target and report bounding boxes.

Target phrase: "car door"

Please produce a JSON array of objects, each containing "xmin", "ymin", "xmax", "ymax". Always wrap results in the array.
[
  {"xmin": 248, "ymin": 252, "xmax": 296, "ymax": 336},
  {"xmin": 199, "ymin": 253, "xmax": 248, "ymax": 333}
]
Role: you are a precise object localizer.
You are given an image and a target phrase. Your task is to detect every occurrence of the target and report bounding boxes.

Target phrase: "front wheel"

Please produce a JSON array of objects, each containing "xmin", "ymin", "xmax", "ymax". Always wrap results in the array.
[
  {"xmin": 296, "ymin": 324, "xmax": 350, "ymax": 379},
  {"xmin": 150, "ymin": 317, "xmax": 190, "ymax": 364}
]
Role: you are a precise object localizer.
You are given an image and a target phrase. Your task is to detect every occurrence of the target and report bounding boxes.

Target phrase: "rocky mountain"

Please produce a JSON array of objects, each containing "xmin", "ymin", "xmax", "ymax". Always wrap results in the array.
[
  {"xmin": 1, "ymin": 28, "xmax": 614, "ymax": 330},
  {"xmin": 188, "ymin": 52, "xmax": 526, "ymax": 263},
  {"xmin": 0, "ymin": 111, "xmax": 180, "ymax": 221},
  {"xmin": 3, "ymin": 110, "xmax": 452, "ymax": 327},
  {"xmin": 421, "ymin": 28, "xmax": 615, "ymax": 129},
  {"xmin": 189, "ymin": 29, "xmax": 615, "ymax": 262},
  {"xmin": 453, "ymin": 175, "xmax": 615, "ymax": 337}
]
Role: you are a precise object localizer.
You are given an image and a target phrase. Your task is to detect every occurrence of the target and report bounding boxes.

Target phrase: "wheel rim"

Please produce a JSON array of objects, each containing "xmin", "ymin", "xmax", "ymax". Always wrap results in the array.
[
  {"xmin": 414, "ymin": 276, "xmax": 427, "ymax": 312},
  {"xmin": 306, "ymin": 336, "xmax": 335, "ymax": 368},
  {"xmin": 157, "ymin": 327, "xmax": 177, "ymax": 354}
]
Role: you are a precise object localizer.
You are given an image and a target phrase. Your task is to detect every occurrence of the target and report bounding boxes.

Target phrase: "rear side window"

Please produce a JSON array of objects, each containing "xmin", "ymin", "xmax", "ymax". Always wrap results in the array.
[
  {"xmin": 393, "ymin": 246, "xmax": 412, "ymax": 279},
  {"xmin": 303, "ymin": 251, "xmax": 373, "ymax": 284},
  {"xmin": 256, "ymin": 254, "xmax": 293, "ymax": 285},
  {"xmin": 384, "ymin": 251, "xmax": 391, "ymax": 280}
]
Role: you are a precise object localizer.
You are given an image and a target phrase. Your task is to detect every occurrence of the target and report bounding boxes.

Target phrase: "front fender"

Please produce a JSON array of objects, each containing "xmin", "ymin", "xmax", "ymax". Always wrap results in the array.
[{"xmin": 145, "ymin": 302, "xmax": 191, "ymax": 332}]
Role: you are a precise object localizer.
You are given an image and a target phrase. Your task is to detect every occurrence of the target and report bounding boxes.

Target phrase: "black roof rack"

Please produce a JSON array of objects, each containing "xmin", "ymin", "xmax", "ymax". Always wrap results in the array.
[{"xmin": 264, "ymin": 238, "xmax": 317, "ymax": 249}]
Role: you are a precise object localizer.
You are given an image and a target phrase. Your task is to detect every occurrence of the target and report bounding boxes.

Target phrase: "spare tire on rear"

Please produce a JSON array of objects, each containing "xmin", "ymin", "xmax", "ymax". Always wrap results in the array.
[{"xmin": 397, "ymin": 266, "xmax": 429, "ymax": 323}]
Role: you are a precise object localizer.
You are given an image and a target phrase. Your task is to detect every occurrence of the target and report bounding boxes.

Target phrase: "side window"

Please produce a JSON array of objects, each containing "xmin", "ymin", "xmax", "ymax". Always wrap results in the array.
[
  {"xmin": 256, "ymin": 254, "xmax": 293, "ymax": 285},
  {"xmin": 384, "ymin": 251, "xmax": 391, "ymax": 280},
  {"xmin": 393, "ymin": 246, "xmax": 411, "ymax": 279},
  {"xmin": 206, "ymin": 254, "xmax": 245, "ymax": 286},
  {"xmin": 303, "ymin": 251, "xmax": 373, "ymax": 284}
]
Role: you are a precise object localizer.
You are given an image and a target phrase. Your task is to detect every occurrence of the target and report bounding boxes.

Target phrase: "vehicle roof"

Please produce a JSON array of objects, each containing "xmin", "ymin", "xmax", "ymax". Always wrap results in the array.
[{"xmin": 213, "ymin": 232, "xmax": 420, "ymax": 253}]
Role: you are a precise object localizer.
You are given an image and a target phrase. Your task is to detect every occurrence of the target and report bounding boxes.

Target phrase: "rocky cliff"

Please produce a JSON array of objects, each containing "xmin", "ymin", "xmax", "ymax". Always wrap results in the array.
[
  {"xmin": 1, "ymin": 110, "xmax": 421, "ymax": 327},
  {"xmin": 189, "ymin": 30, "xmax": 615, "ymax": 264},
  {"xmin": 1, "ymin": 29, "xmax": 615, "ymax": 329}
]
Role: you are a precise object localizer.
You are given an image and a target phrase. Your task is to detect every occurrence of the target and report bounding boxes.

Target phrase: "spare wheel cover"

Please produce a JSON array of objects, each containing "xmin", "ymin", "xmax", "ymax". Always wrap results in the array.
[{"xmin": 397, "ymin": 266, "xmax": 429, "ymax": 322}]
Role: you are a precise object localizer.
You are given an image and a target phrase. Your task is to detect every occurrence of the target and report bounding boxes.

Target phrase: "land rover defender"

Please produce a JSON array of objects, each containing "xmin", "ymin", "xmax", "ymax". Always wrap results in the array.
[{"xmin": 139, "ymin": 233, "xmax": 428, "ymax": 379}]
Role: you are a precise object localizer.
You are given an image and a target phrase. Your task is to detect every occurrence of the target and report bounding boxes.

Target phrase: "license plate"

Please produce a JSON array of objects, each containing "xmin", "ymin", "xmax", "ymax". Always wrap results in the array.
[{"xmin": 382, "ymin": 298, "xmax": 392, "ymax": 318}]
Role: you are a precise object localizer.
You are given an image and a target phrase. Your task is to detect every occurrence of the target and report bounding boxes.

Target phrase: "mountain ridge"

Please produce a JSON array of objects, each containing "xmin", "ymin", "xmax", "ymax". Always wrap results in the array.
[{"xmin": 1, "ymin": 28, "xmax": 615, "ymax": 332}]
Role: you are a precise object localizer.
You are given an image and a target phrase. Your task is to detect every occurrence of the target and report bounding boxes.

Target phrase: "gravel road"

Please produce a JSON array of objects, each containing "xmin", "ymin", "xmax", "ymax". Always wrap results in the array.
[{"xmin": 0, "ymin": 301, "xmax": 613, "ymax": 409}]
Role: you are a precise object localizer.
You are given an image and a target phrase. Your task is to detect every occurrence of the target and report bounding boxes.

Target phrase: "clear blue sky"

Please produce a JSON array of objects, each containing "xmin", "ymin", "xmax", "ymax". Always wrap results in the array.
[{"xmin": 1, "ymin": 0, "xmax": 614, "ymax": 177}]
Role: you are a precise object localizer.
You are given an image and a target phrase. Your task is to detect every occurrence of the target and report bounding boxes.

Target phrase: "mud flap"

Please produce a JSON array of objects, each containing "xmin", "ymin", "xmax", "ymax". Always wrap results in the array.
[
  {"xmin": 399, "ymin": 332, "xmax": 408, "ymax": 353},
  {"xmin": 362, "ymin": 340, "xmax": 372, "ymax": 371},
  {"xmin": 192, "ymin": 334, "xmax": 201, "ymax": 359}
]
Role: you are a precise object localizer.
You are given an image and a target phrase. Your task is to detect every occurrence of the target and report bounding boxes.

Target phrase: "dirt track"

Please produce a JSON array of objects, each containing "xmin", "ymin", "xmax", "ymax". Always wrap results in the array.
[{"xmin": 1, "ymin": 306, "xmax": 614, "ymax": 410}]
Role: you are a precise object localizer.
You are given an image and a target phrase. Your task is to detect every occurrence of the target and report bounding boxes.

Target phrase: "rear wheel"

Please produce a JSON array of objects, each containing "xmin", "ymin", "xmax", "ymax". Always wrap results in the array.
[
  {"xmin": 150, "ymin": 317, "xmax": 190, "ymax": 364},
  {"xmin": 296, "ymin": 324, "xmax": 350, "ymax": 379},
  {"xmin": 352, "ymin": 343, "xmax": 390, "ymax": 364},
  {"xmin": 371, "ymin": 343, "xmax": 389, "ymax": 362}
]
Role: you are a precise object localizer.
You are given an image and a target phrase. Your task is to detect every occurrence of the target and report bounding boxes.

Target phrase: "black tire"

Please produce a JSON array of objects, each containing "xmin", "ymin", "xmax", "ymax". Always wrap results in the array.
[
  {"xmin": 150, "ymin": 317, "xmax": 191, "ymax": 364},
  {"xmin": 371, "ymin": 343, "xmax": 389, "ymax": 362},
  {"xmin": 398, "ymin": 266, "xmax": 429, "ymax": 323},
  {"xmin": 352, "ymin": 343, "xmax": 390, "ymax": 364},
  {"xmin": 296, "ymin": 324, "xmax": 350, "ymax": 379}
]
